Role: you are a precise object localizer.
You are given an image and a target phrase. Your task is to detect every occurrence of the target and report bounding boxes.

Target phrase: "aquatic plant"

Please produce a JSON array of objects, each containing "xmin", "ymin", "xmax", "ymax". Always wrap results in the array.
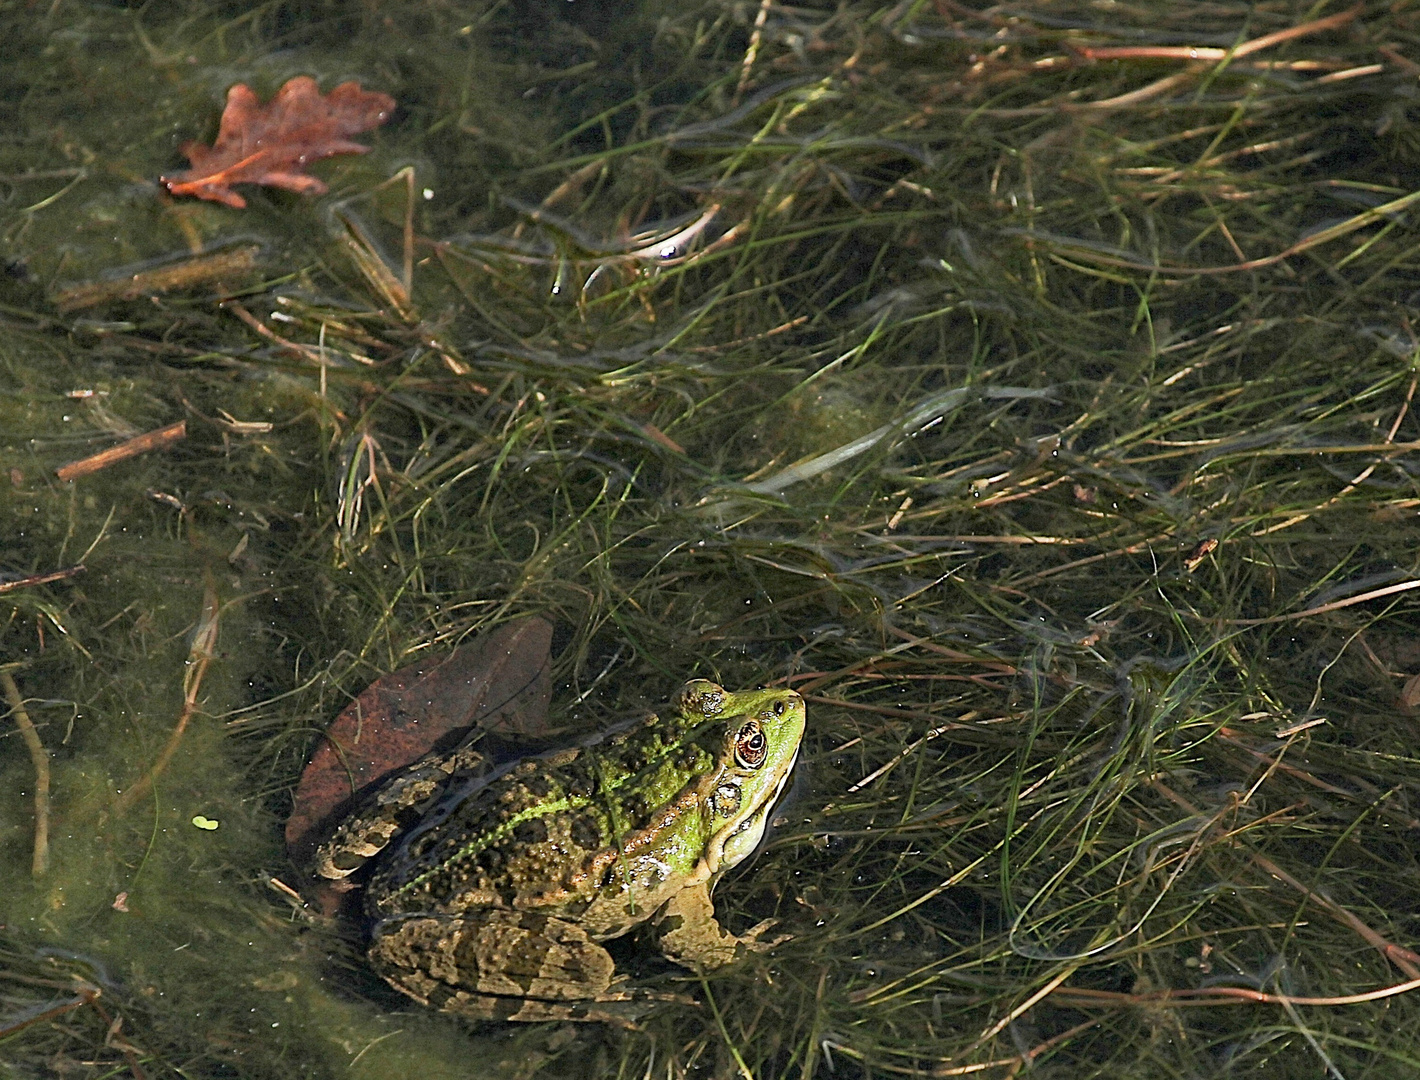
[{"xmin": 4, "ymin": 1, "xmax": 1420, "ymax": 1077}]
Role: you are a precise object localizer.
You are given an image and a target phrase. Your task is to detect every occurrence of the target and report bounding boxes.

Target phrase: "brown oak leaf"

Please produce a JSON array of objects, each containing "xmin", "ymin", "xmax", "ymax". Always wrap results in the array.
[{"xmin": 161, "ymin": 76, "xmax": 395, "ymax": 209}]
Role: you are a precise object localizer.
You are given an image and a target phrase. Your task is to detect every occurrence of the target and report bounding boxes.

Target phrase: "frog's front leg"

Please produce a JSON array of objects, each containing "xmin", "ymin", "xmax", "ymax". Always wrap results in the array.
[
  {"xmin": 368, "ymin": 909, "xmax": 653, "ymax": 1023},
  {"xmin": 654, "ymin": 883, "xmax": 788, "ymax": 971}
]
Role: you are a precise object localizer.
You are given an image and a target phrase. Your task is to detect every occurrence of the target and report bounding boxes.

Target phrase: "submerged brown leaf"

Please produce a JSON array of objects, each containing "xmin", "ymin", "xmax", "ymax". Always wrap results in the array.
[
  {"xmin": 284, "ymin": 618, "xmax": 553, "ymax": 863},
  {"xmin": 160, "ymin": 76, "xmax": 395, "ymax": 209}
]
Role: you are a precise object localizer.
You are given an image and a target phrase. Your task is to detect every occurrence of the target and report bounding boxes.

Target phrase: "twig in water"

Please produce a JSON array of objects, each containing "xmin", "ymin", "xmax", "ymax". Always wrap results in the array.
[
  {"xmin": 1072, "ymin": 5, "xmax": 1361, "ymax": 64},
  {"xmin": 2, "ymin": 669, "xmax": 50, "ymax": 876},
  {"xmin": 0, "ymin": 985, "xmax": 97, "ymax": 1039},
  {"xmin": 734, "ymin": 0, "xmax": 772, "ymax": 105},
  {"xmin": 52, "ymin": 244, "xmax": 259, "ymax": 310},
  {"xmin": 113, "ymin": 578, "xmax": 219, "ymax": 816},
  {"xmin": 55, "ymin": 421, "xmax": 186, "ymax": 482},
  {"xmin": 1051, "ymin": 974, "xmax": 1420, "ymax": 1009},
  {"xmin": 0, "ymin": 564, "xmax": 85, "ymax": 596},
  {"xmin": 1228, "ymin": 578, "xmax": 1420, "ymax": 626}
]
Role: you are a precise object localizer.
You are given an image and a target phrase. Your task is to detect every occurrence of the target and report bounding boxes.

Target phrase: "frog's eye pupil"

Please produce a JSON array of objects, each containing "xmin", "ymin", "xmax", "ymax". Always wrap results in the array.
[{"xmin": 734, "ymin": 722, "xmax": 768, "ymax": 768}]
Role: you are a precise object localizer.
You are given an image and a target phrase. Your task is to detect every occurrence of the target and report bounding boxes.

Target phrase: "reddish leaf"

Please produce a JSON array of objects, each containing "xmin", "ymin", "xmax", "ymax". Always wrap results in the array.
[
  {"xmin": 285, "ymin": 618, "xmax": 553, "ymax": 864},
  {"xmin": 161, "ymin": 76, "xmax": 395, "ymax": 209}
]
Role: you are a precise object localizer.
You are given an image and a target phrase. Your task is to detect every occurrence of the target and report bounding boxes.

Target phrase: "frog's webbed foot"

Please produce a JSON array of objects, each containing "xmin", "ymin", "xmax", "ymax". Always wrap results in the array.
[
  {"xmin": 738, "ymin": 917, "xmax": 790, "ymax": 952},
  {"xmin": 311, "ymin": 742, "xmax": 486, "ymax": 881},
  {"xmin": 655, "ymin": 883, "xmax": 790, "ymax": 972}
]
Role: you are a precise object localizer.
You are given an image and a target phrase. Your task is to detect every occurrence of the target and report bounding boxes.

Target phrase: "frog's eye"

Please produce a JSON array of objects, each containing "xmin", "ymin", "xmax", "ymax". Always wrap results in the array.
[
  {"xmin": 773, "ymin": 700, "xmax": 786, "ymax": 716},
  {"xmin": 734, "ymin": 720, "xmax": 768, "ymax": 769}
]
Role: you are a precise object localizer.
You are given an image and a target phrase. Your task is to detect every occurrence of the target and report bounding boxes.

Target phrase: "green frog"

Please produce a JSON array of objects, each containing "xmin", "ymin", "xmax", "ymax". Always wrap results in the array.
[{"xmin": 312, "ymin": 679, "xmax": 805, "ymax": 1023}]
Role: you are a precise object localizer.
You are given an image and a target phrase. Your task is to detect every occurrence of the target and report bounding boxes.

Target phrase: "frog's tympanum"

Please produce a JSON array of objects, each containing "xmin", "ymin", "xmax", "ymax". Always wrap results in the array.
[{"xmin": 312, "ymin": 680, "xmax": 805, "ymax": 1022}]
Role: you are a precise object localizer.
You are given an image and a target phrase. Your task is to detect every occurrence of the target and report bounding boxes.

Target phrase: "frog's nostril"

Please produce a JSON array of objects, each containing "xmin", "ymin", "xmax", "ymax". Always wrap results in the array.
[{"xmin": 773, "ymin": 700, "xmax": 785, "ymax": 716}]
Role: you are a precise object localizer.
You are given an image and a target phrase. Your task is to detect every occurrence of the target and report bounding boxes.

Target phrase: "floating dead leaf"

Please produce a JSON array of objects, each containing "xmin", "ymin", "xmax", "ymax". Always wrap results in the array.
[
  {"xmin": 284, "ymin": 618, "xmax": 553, "ymax": 863},
  {"xmin": 161, "ymin": 77, "xmax": 395, "ymax": 209}
]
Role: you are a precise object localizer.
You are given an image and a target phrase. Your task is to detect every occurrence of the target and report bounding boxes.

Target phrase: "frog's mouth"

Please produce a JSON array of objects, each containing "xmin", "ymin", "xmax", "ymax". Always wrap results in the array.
[
  {"xmin": 765, "ymin": 746, "xmax": 799, "ymax": 813},
  {"xmin": 706, "ymin": 745, "xmax": 800, "ymax": 876}
]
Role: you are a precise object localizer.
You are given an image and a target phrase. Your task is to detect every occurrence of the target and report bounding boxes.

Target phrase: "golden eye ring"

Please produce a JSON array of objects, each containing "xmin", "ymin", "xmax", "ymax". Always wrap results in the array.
[{"xmin": 734, "ymin": 720, "xmax": 768, "ymax": 769}]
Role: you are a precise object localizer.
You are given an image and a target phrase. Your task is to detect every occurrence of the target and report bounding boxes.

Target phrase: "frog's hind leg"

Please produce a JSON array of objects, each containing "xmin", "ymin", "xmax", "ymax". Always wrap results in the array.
[
  {"xmin": 368, "ymin": 909, "xmax": 639, "ymax": 1023},
  {"xmin": 311, "ymin": 743, "xmax": 486, "ymax": 881}
]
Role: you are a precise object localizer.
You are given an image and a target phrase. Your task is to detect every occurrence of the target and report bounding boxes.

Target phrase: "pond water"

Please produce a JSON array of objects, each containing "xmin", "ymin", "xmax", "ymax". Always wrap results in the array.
[{"xmin": 4, "ymin": 2, "xmax": 1420, "ymax": 1078}]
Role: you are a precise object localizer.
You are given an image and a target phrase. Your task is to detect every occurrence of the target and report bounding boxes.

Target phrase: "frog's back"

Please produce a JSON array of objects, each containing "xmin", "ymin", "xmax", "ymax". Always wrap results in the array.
[{"xmin": 366, "ymin": 709, "xmax": 720, "ymax": 922}]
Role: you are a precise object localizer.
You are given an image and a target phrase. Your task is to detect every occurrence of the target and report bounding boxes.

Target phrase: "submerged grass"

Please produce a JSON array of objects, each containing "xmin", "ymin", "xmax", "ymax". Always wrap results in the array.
[{"xmin": 5, "ymin": 0, "xmax": 1420, "ymax": 1076}]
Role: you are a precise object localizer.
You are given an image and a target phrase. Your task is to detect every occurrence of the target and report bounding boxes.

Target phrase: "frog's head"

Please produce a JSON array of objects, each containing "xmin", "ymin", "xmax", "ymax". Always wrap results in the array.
[{"xmin": 676, "ymin": 681, "xmax": 805, "ymax": 875}]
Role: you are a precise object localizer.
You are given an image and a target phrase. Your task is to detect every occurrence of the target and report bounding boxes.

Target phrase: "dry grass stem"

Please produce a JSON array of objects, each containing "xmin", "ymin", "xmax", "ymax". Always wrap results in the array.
[
  {"xmin": 1, "ymin": 670, "xmax": 50, "ymax": 877},
  {"xmin": 112, "ymin": 580, "xmax": 219, "ymax": 817}
]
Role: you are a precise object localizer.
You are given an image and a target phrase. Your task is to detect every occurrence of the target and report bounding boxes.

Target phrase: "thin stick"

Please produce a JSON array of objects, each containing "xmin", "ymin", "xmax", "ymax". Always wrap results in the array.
[
  {"xmin": 1227, "ymin": 578, "xmax": 1420, "ymax": 626},
  {"xmin": 224, "ymin": 301, "xmax": 328, "ymax": 365},
  {"xmin": 81, "ymin": 989, "xmax": 149, "ymax": 1080},
  {"xmin": 1011, "ymin": 533, "xmax": 1170, "ymax": 585},
  {"xmin": 402, "ymin": 165, "xmax": 415, "ymax": 296},
  {"xmin": 1252, "ymin": 373, "xmax": 1419, "ymax": 536},
  {"xmin": 55, "ymin": 421, "xmax": 186, "ymax": 482},
  {"xmin": 113, "ymin": 580, "xmax": 219, "ymax": 816},
  {"xmin": 2, "ymin": 670, "xmax": 50, "ymax": 876},
  {"xmin": 1248, "ymin": 848, "xmax": 1420, "ymax": 978},
  {"xmin": 0, "ymin": 990, "xmax": 93, "ymax": 1039},
  {"xmin": 972, "ymin": 967, "xmax": 1078, "ymax": 1051},
  {"xmin": 847, "ymin": 721, "xmax": 965, "ymax": 792},
  {"xmin": 1074, "ymin": 5, "xmax": 1361, "ymax": 64},
  {"xmin": 0, "ymin": 564, "xmax": 85, "ymax": 595},
  {"xmin": 1037, "ymin": 185, "xmax": 1420, "ymax": 277},
  {"xmin": 1051, "ymin": 974, "xmax": 1420, "ymax": 1009}
]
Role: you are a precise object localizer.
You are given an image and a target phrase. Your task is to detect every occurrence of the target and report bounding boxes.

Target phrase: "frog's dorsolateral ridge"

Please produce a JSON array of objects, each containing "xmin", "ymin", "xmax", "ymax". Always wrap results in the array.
[{"xmin": 312, "ymin": 680, "xmax": 805, "ymax": 1022}]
